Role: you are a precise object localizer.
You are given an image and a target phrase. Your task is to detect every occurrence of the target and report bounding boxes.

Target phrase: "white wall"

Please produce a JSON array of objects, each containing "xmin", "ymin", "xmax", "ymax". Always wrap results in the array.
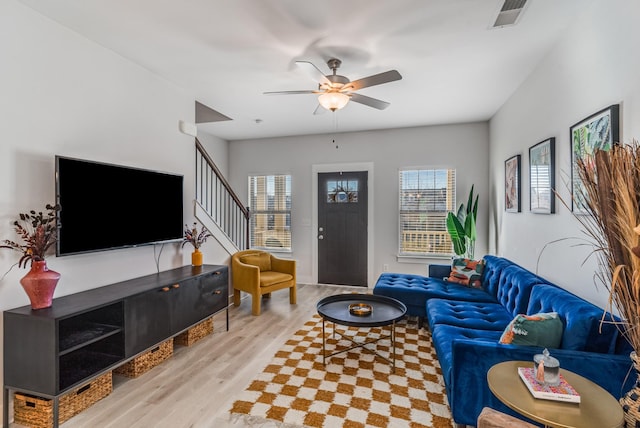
[
  {"xmin": 489, "ymin": 1, "xmax": 640, "ymax": 308},
  {"xmin": 228, "ymin": 122, "xmax": 490, "ymax": 285},
  {"xmin": 0, "ymin": 4, "xmax": 217, "ymax": 316},
  {"xmin": 197, "ymin": 131, "xmax": 229, "ymax": 178}
]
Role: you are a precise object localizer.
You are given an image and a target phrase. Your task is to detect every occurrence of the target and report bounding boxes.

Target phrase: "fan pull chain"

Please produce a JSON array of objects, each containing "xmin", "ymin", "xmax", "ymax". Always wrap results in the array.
[{"xmin": 332, "ymin": 111, "xmax": 340, "ymax": 149}]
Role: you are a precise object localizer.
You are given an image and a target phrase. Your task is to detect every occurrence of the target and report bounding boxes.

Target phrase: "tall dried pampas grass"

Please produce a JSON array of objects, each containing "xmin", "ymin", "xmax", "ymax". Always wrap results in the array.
[{"xmin": 567, "ymin": 140, "xmax": 640, "ymax": 352}]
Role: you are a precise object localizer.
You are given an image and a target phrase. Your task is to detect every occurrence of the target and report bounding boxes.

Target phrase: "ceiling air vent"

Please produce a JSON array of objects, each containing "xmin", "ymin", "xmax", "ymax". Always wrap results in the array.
[{"xmin": 492, "ymin": 0, "xmax": 528, "ymax": 28}]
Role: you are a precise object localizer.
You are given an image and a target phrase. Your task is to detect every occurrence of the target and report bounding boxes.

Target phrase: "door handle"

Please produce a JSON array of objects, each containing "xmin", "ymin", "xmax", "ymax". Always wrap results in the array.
[{"xmin": 318, "ymin": 235, "xmax": 324, "ymax": 240}]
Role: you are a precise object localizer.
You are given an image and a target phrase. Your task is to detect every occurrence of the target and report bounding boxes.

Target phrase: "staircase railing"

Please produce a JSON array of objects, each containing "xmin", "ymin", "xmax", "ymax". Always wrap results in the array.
[{"xmin": 195, "ymin": 138, "xmax": 249, "ymax": 250}]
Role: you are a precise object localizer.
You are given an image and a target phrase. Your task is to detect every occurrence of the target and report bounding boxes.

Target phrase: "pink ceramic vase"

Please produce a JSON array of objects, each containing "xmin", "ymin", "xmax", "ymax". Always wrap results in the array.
[{"xmin": 19, "ymin": 260, "xmax": 60, "ymax": 310}]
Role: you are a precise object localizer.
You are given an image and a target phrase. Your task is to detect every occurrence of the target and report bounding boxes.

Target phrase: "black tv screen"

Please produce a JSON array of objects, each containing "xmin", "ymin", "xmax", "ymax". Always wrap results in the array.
[{"xmin": 56, "ymin": 156, "xmax": 184, "ymax": 256}]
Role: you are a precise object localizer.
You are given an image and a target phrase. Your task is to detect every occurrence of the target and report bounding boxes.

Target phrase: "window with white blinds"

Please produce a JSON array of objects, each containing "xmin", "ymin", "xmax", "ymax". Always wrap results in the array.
[
  {"xmin": 399, "ymin": 168, "xmax": 456, "ymax": 256},
  {"xmin": 248, "ymin": 174, "xmax": 291, "ymax": 251}
]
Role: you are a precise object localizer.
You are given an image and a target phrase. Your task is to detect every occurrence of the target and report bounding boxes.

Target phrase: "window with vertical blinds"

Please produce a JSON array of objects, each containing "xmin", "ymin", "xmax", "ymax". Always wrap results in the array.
[
  {"xmin": 248, "ymin": 174, "xmax": 292, "ymax": 251},
  {"xmin": 399, "ymin": 168, "xmax": 456, "ymax": 256}
]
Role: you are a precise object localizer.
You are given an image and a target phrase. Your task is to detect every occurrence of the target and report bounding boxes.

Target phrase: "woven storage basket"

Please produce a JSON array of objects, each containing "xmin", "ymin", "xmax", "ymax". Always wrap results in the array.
[
  {"xmin": 13, "ymin": 371, "xmax": 112, "ymax": 428},
  {"xmin": 174, "ymin": 317, "xmax": 213, "ymax": 347},
  {"xmin": 114, "ymin": 339, "xmax": 173, "ymax": 378},
  {"xmin": 621, "ymin": 351, "xmax": 640, "ymax": 428}
]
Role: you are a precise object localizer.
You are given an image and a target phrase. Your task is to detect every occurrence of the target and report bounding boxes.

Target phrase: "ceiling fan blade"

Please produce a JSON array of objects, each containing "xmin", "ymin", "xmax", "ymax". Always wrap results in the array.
[
  {"xmin": 263, "ymin": 90, "xmax": 318, "ymax": 95},
  {"xmin": 350, "ymin": 93, "xmax": 390, "ymax": 110},
  {"xmin": 296, "ymin": 61, "xmax": 331, "ymax": 86},
  {"xmin": 344, "ymin": 70, "xmax": 402, "ymax": 91},
  {"xmin": 313, "ymin": 104, "xmax": 327, "ymax": 115}
]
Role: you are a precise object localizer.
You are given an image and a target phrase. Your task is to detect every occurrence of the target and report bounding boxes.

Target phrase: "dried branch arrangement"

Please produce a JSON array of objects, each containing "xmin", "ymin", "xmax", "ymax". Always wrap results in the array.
[{"xmin": 569, "ymin": 141, "xmax": 640, "ymax": 352}]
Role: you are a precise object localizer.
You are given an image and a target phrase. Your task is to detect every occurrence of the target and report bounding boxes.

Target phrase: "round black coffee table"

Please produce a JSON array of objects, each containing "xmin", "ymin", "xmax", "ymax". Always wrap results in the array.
[{"xmin": 316, "ymin": 294, "xmax": 407, "ymax": 371}]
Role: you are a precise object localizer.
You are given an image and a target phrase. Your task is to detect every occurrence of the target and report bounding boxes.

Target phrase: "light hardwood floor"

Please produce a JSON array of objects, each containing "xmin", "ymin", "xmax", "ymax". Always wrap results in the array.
[{"xmin": 13, "ymin": 283, "xmax": 365, "ymax": 428}]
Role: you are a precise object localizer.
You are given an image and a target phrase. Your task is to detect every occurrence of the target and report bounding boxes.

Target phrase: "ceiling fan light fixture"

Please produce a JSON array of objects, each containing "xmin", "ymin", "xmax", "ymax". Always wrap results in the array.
[{"xmin": 318, "ymin": 92, "xmax": 350, "ymax": 112}]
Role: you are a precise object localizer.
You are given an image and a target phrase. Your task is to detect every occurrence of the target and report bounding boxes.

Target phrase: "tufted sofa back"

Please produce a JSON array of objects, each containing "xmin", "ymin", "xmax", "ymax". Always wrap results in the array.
[
  {"xmin": 480, "ymin": 256, "xmax": 546, "ymax": 317},
  {"xmin": 480, "ymin": 255, "xmax": 515, "ymax": 297},
  {"xmin": 527, "ymin": 283, "xmax": 620, "ymax": 353},
  {"xmin": 498, "ymin": 265, "xmax": 550, "ymax": 317}
]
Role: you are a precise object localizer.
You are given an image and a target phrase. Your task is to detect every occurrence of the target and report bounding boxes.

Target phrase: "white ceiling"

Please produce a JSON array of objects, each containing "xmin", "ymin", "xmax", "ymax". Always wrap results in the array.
[{"xmin": 19, "ymin": 0, "xmax": 592, "ymax": 141}]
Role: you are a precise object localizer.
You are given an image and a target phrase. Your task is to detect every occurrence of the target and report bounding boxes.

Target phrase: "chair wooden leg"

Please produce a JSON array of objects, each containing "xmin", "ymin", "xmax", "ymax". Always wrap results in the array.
[
  {"xmin": 251, "ymin": 294, "xmax": 261, "ymax": 316},
  {"xmin": 233, "ymin": 289, "xmax": 241, "ymax": 307},
  {"xmin": 289, "ymin": 285, "xmax": 297, "ymax": 304}
]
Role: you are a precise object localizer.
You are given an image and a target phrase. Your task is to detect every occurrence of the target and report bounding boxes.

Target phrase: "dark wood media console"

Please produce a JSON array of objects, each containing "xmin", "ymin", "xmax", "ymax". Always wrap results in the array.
[{"xmin": 3, "ymin": 264, "xmax": 228, "ymax": 427}]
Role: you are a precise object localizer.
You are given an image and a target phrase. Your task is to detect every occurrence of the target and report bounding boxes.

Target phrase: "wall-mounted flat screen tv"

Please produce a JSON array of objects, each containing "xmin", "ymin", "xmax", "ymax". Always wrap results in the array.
[{"xmin": 56, "ymin": 156, "xmax": 184, "ymax": 256}]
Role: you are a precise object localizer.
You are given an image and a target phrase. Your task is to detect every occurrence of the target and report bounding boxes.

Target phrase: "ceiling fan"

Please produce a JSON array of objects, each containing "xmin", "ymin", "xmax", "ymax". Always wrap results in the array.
[{"xmin": 264, "ymin": 58, "xmax": 402, "ymax": 113}]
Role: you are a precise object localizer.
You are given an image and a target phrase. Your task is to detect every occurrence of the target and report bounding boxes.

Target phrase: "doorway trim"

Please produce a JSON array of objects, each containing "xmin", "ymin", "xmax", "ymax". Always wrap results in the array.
[{"xmin": 311, "ymin": 162, "xmax": 374, "ymax": 288}]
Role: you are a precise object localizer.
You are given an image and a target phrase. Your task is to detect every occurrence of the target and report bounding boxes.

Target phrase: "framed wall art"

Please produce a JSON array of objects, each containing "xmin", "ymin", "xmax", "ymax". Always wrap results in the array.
[
  {"xmin": 505, "ymin": 154, "xmax": 521, "ymax": 213},
  {"xmin": 570, "ymin": 104, "xmax": 620, "ymax": 214},
  {"xmin": 529, "ymin": 137, "xmax": 555, "ymax": 214}
]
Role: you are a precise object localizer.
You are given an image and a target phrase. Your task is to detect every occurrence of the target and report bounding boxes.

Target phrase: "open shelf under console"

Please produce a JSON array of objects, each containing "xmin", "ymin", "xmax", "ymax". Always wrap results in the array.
[{"xmin": 3, "ymin": 264, "xmax": 228, "ymax": 427}]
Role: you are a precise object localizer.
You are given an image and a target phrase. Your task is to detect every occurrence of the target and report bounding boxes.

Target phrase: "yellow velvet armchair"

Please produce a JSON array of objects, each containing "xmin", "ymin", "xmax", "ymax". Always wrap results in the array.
[{"xmin": 231, "ymin": 249, "xmax": 297, "ymax": 316}]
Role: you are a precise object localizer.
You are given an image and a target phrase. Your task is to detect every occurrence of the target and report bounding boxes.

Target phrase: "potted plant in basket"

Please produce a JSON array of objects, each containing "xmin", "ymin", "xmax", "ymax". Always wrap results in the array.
[
  {"xmin": 182, "ymin": 222, "xmax": 212, "ymax": 267},
  {"xmin": 1, "ymin": 203, "xmax": 61, "ymax": 309}
]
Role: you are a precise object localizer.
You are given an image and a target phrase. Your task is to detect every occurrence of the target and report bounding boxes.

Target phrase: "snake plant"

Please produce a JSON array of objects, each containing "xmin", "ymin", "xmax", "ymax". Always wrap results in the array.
[{"xmin": 446, "ymin": 185, "xmax": 478, "ymax": 259}]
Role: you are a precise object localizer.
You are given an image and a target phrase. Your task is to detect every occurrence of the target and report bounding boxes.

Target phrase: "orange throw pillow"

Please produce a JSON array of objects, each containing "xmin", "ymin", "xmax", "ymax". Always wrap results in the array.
[{"xmin": 446, "ymin": 258, "xmax": 485, "ymax": 288}]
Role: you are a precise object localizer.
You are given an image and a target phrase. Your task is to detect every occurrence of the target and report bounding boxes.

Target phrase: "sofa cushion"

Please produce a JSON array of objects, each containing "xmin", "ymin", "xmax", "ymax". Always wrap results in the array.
[
  {"xmin": 480, "ymin": 255, "xmax": 519, "ymax": 298},
  {"xmin": 428, "ymin": 264, "xmax": 452, "ymax": 278},
  {"xmin": 259, "ymin": 271, "xmax": 293, "ymax": 287},
  {"xmin": 240, "ymin": 252, "xmax": 271, "ymax": 272},
  {"xmin": 373, "ymin": 273, "xmax": 496, "ymax": 318},
  {"xmin": 492, "ymin": 265, "xmax": 541, "ymax": 318},
  {"xmin": 526, "ymin": 284, "xmax": 618, "ymax": 352},
  {"xmin": 498, "ymin": 312, "xmax": 563, "ymax": 348},
  {"xmin": 446, "ymin": 258, "xmax": 485, "ymax": 288},
  {"xmin": 373, "ymin": 273, "xmax": 434, "ymax": 317},
  {"xmin": 430, "ymin": 323, "xmax": 503, "ymax": 393},
  {"xmin": 427, "ymin": 299, "xmax": 514, "ymax": 331}
]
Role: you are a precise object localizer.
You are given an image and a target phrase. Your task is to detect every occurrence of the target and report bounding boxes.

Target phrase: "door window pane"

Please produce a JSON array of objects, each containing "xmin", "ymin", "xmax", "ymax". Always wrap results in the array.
[{"xmin": 327, "ymin": 179, "xmax": 358, "ymax": 203}]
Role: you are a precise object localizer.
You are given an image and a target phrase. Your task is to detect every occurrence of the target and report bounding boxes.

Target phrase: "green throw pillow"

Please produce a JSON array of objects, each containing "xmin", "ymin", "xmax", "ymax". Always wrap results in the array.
[{"xmin": 499, "ymin": 312, "xmax": 563, "ymax": 348}]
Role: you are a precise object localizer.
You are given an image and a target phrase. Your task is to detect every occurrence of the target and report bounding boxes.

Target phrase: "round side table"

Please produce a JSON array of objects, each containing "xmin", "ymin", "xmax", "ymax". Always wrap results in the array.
[{"xmin": 487, "ymin": 360, "xmax": 623, "ymax": 428}]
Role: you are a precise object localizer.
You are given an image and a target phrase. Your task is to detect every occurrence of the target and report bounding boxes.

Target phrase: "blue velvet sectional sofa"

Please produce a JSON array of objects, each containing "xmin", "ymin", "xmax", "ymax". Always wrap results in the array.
[{"xmin": 373, "ymin": 255, "xmax": 633, "ymax": 427}]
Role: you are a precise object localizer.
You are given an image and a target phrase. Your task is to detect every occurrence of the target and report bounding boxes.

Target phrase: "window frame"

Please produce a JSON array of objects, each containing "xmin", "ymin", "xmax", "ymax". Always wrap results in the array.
[
  {"xmin": 398, "ymin": 167, "xmax": 456, "ymax": 258},
  {"xmin": 248, "ymin": 173, "xmax": 292, "ymax": 252}
]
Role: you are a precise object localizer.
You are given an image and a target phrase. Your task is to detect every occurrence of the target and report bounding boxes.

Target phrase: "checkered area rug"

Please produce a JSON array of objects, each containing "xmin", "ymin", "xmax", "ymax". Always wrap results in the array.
[{"xmin": 229, "ymin": 314, "xmax": 453, "ymax": 428}]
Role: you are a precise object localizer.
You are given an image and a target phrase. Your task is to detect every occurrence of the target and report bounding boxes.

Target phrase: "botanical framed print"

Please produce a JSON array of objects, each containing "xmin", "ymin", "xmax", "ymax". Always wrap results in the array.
[
  {"xmin": 505, "ymin": 154, "xmax": 521, "ymax": 213},
  {"xmin": 529, "ymin": 138, "xmax": 555, "ymax": 214},
  {"xmin": 570, "ymin": 104, "xmax": 620, "ymax": 214}
]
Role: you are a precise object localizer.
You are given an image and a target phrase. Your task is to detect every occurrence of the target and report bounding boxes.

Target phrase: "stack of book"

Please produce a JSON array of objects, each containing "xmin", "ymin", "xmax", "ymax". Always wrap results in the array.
[{"xmin": 518, "ymin": 367, "xmax": 581, "ymax": 403}]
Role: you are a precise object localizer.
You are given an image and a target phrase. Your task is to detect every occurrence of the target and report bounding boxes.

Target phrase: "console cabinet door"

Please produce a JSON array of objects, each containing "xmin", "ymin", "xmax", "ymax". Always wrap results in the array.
[
  {"xmin": 124, "ymin": 267, "xmax": 228, "ymax": 356},
  {"xmin": 3, "ymin": 314, "xmax": 57, "ymax": 395},
  {"xmin": 124, "ymin": 288, "xmax": 171, "ymax": 357},
  {"xmin": 169, "ymin": 269, "xmax": 228, "ymax": 333}
]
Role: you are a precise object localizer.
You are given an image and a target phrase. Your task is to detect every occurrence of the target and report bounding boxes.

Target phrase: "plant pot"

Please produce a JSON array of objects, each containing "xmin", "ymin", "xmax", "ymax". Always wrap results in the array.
[
  {"xmin": 19, "ymin": 260, "xmax": 60, "ymax": 310},
  {"xmin": 620, "ymin": 351, "xmax": 640, "ymax": 427},
  {"xmin": 192, "ymin": 249, "xmax": 203, "ymax": 267}
]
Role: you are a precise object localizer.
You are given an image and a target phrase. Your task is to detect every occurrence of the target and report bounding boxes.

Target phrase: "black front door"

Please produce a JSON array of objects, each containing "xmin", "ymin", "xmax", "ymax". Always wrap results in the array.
[{"xmin": 317, "ymin": 171, "xmax": 368, "ymax": 286}]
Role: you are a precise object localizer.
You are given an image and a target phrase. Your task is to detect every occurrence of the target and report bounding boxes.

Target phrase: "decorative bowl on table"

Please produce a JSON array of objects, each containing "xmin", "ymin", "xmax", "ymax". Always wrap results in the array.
[{"xmin": 349, "ymin": 303, "xmax": 373, "ymax": 316}]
